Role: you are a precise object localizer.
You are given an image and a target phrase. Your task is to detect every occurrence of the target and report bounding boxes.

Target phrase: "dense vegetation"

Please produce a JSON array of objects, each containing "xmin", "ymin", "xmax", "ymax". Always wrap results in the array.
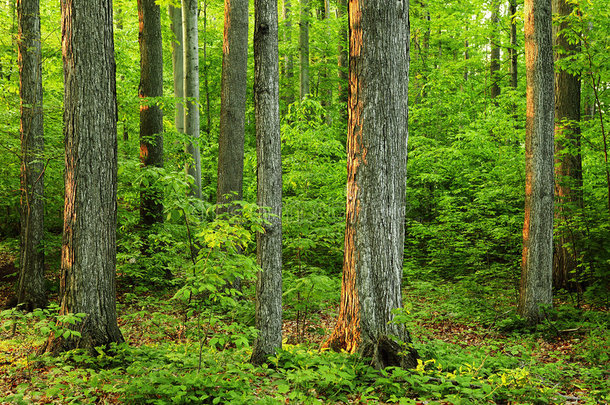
[{"xmin": 0, "ymin": 0, "xmax": 608, "ymax": 403}]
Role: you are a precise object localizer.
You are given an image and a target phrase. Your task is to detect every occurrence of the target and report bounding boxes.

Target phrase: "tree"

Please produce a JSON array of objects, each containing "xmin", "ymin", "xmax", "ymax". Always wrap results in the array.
[
  {"xmin": 43, "ymin": 0, "xmax": 124, "ymax": 353},
  {"xmin": 323, "ymin": 0, "xmax": 417, "ymax": 369},
  {"xmin": 16, "ymin": 0, "xmax": 46, "ymax": 311},
  {"xmin": 490, "ymin": 0, "xmax": 501, "ymax": 99},
  {"xmin": 169, "ymin": 4, "xmax": 184, "ymax": 135},
  {"xmin": 509, "ymin": 0, "xmax": 518, "ymax": 89},
  {"xmin": 519, "ymin": 0, "xmax": 555, "ymax": 324},
  {"xmin": 182, "ymin": 0, "xmax": 202, "ymax": 199},
  {"xmin": 216, "ymin": 0, "xmax": 248, "ymax": 210},
  {"xmin": 138, "ymin": 0, "xmax": 164, "ymax": 225},
  {"xmin": 250, "ymin": 0, "xmax": 283, "ymax": 365},
  {"xmin": 298, "ymin": 0, "xmax": 309, "ymax": 99},
  {"xmin": 281, "ymin": 0, "xmax": 295, "ymax": 108},
  {"xmin": 336, "ymin": 0, "xmax": 347, "ymax": 121},
  {"xmin": 552, "ymin": 0, "xmax": 582, "ymax": 291}
]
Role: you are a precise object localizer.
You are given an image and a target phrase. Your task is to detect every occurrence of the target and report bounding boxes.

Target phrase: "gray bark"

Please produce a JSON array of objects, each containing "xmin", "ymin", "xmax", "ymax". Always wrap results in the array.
[
  {"xmin": 282, "ymin": 0, "xmax": 295, "ymax": 108},
  {"xmin": 217, "ymin": 0, "xmax": 248, "ymax": 209},
  {"xmin": 298, "ymin": 0, "xmax": 309, "ymax": 99},
  {"xmin": 182, "ymin": 0, "xmax": 202, "ymax": 199},
  {"xmin": 169, "ymin": 5, "xmax": 184, "ymax": 135},
  {"xmin": 509, "ymin": 0, "xmax": 518, "ymax": 88},
  {"xmin": 138, "ymin": 0, "xmax": 164, "ymax": 225},
  {"xmin": 349, "ymin": 0, "xmax": 416, "ymax": 368},
  {"xmin": 519, "ymin": 0, "xmax": 555, "ymax": 324},
  {"xmin": 251, "ymin": 0, "xmax": 283, "ymax": 365},
  {"xmin": 45, "ymin": 0, "xmax": 124, "ymax": 353},
  {"xmin": 17, "ymin": 0, "xmax": 47, "ymax": 311}
]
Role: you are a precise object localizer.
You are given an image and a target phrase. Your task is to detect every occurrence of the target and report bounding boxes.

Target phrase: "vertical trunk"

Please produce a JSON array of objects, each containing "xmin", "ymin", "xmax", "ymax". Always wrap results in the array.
[
  {"xmin": 17, "ymin": 0, "xmax": 47, "ymax": 311},
  {"xmin": 251, "ymin": 0, "xmax": 283, "ymax": 365},
  {"xmin": 323, "ymin": 0, "xmax": 417, "ymax": 369},
  {"xmin": 182, "ymin": 0, "xmax": 202, "ymax": 199},
  {"xmin": 282, "ymin": 0, "xmax": 295, "ymax": 108},
  {"xmin": 552, "ymin": 0, "xmax": 582, "ymax": 290},
  {"xmin": 519, "ymin": 0, "xmax": 554, "ymax": 324},
  {"xmin": 320, "ymin": 0, "xmax": 332, "ymax": 124},
  {"xmin": 44, "ymin": 0, "xmax": 124, "ymax": 353},
  {"xmin": 336, "ymin": 0, "xmax": 348, "ymax": 121},
  {"xmin": 490, "ymin": 0, "xmax": 501, "ymax": 99},
  {"xmin": 509, "ymin": 0, "xmax": 518, "ymax": 89},
  {"xmin": 202, "ymin": 0, "xmax": 211, "ymax": 136},
  {"xmin": 464, "ymin": 39, "xmax": 469, "ymax": 81},
  {"xmin": 169, "ymin": 5, "xmax": 184, "ymax": 134},
  {"xmin": 298, "ymin": 0, "xmax": 309, "ymax": 99},
  {"xmin": 138, "ymin": 0, "xmax": 164, "ymax": 226}
]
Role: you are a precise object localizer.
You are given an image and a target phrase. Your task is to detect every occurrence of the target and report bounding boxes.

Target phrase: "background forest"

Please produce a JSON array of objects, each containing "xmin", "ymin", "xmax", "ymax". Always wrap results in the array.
[{"xmin": 0, "ymin": 0, "xmax": 609, "ymax": 403}]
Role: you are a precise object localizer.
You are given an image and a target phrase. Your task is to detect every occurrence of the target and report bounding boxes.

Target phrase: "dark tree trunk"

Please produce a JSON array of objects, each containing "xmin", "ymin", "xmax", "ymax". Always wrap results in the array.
[
  {"xmin": 299, "ymin": 0, "xmax": 309, "ymax": 99},
  {"xmin": 282, "ymin": 0, "xmax": 295, "ymax": 109},
  {"xmin": 17, "ymin": 0, "xmax": 47, "ymax": 311},
  {"xmin": 217, "ymin": 0, "xmax": 248, "ymax": 209},
  {"xmin": 519, "ymin": 0, "xmax": 555, "ymax": 324},
  {"xmin": 490, "ymin": 0, "xmax": 501, "ymax": 99},
  {"xmin": 251, "ymin": 0, "xmax": 283, "ymax": 366},
  {"xmin": 509, "ymin": 0, "xmax": 518, "ymax": 89},
  {"xmin": 552, "ymin": 0, "xmax": 582, "ymax": 291},
  {"xmin": 138, "ymin": 0, "xmax": 164, "ymax": 226},
  {"xmin": 323, "ymin": 0, "xmax": 417, "ymax": 369},
  {"xmin": 43, "ymin": 0, "xmax": 124, "ymax": 354}
]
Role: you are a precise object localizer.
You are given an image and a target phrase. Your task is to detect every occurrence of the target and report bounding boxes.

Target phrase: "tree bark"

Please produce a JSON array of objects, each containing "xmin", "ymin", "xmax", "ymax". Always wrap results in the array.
[
  {"xmin": 509, "ymin": 0, "xmax": 518, "ymax": 89},
  {"xmin": 490, "ymin": 0, "xmax": 501, "ymax": 99},
  {"xmin": 44, "ymin": 0, "xmax": 124, "ymax": 354},
  {"xmin": 323, "ymin": 0, "xmax": 417, "ymax": 369},
  {"xmin": 169, "ymin": 4, "xmax": 184, "ymax": 135},
  {"xmin": 519, "ymin": 0, "xmax": 555, "ymax": 324},
  {"xmin": 298, "ymin": 0, "xmax": 309, "ymax": 99},
  {"xmin": 282, "ymin": 0, "xmax": 295, "ymax": 109},
  {"xmin": 336, "ymin": 0, "xmax": 348, "ymax": 121},
  {"xmin": 217, "ymin": 0, "xmax": 248, "ymax": 210},
  {"xmin": 552, "ymin": 0, "xmax": 582, "ymax": 291},
  {"xmin": 182, "ymin": 0, "xmax": 202, "ymax": 199},
  {"xmin": 251, "ymin": 0, "xmax": 283, "ymax": 365},
  {"xmin": 17, "ymin": 0, "xmax": 47, "ymax": 311},
  {"xmin": 138, "ymin": 0, "xmax": 164, "ymax": 226}
]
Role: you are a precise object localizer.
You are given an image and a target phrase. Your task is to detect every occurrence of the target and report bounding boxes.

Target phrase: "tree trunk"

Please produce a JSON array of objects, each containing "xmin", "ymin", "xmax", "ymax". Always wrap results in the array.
[
  {"xmin": 17, "ymin": 0, "xmax": 47, "ymax": 311},
  {"xmin": 217, "ymin": 0, "xmax": 248, "ymax": 209},
  {"xmin": 509, "ymin": 0, "xmax": 518, "ymax": 89},
  {"xmin": 138, "ymin": 0, "xmax": 164, "ymax": 226},
  {"xmin": 251, "ymin": 0, "xmax": 283, "ymax": 365},
  {"xmin": 282, "ymin": 0, "xmax": 295, "ymax": 109},
  {"xmin": 182, "ymin": 0, "xmax": 202, "ymax": 199},
  {"xmin": 323, "ymin": 0, "xmax": 417, "ymax": 369},
  {"xmin": 43, "ymin": 0, "xmax": 124, "ymax": 354},
  {"xmin": 169, "ymin": 5, "xmax": 184, "ymax": 134},
  {"xmin": 298, "ymin": 0, "xmax": 309, "ymax": 99},
  {"xmin": 519, "ymin": 0, "xmax": 555, "ymax": 324},
  {"xmin": 552, "ymin": 0, "xmax": 582, "ymax": 291},
  {"xmin": 336, "ymin": 0, "xmax": 348, "ymax": 122},
  {"xmin": 490, "ymin": 0, "xmax": 501, "ymax": 99}
]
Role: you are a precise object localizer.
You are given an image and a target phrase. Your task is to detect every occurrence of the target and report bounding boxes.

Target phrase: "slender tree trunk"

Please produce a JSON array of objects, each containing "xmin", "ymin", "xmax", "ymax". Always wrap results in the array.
[
  {"xmin": 519, "ymin": 0, "xmax": 555, "ymax": 324},
  {"xmin": 138, "ymin": 0, "xmax": 164, "ymax": 226},
  {"xmin": 490, "ymin": 0, "xmax": 501, "ymax": 99},
  {"xmin": 298, "ymin": 0, "xmax": 309, "ymax": 99},
  {"xmin": 552, "ymin": 0, "xmax": 582, "ymax": 291},
  {"xmin": 182, "ymin": 0, "xmax": 202, "ymax": 199},
  {"xmin": 323, "ymin": 0, "xmax": 417, "ymax": 369},
  {"xmin": 320, "ymin": 0, "xmax": 332, "ymax": 124},
  {"xmin": 17, "ymin": 0, "xmax": 46, "ymax": 311},
  {"xmin": 251, "ymin": 0, "xmax": 283, "ymax": 365},
  {"xmin": 509, "ymin": 0, "xmax": 518, "ymax": 89},
  {"xmin": 336, "ymin": 0, "xmax": 348, "ymax": 121},
  {"xmin": 202, "ymin": 0, "xmax": 211, "ymax": 136},
  {"xmin": 43, "ymin": 0, "xmax": 124, "ymax": 354},
  {"xmin": 282, "ymin": 0, "xmax": 295, "ymax": 108},
  {"xmin": 169, "ymin": 5, "xmax": 184, "ymax": 134}
]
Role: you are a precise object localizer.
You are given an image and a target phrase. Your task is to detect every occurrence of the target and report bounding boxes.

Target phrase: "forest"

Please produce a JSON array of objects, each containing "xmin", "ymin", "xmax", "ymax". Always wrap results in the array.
[{"xmin": 0, "ymin": 0, "xmax": 609, "ymax": 403}]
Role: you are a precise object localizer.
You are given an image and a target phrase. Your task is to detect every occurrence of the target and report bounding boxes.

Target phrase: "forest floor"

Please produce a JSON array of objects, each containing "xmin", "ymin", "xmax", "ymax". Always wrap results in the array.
[{"xmin": 0, "ymin": 246, "xmax": 608, "ymax": 404}]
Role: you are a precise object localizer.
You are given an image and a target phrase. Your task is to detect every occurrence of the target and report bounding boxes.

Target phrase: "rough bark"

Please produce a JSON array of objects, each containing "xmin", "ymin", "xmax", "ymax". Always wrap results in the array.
[
  {"xmin": 251, "ymin": 0, "xmax": 283, "ymax": 365},
  {"xmin": 519, "ymin": 0, "xmax": 555, "ymax": 324},
  {"xmin": 490, "ymin": 0, "xmax": 501, "ymax": 99},
  {"xmin": 182, "ymin": 0, "xmax": 202, "ymax": 199},
  {"xmin": 169, "ymin": 5, "xmax": 184, "ymax": 134},
  {"xmin": 552, "ymin": 0, "xmax": 582, "ymax": 291},
  {"xmin": 43, "ymin": 0, "xmax": 124, "ymax": 354},
  {"xmin": 323, "ymin": 0, "xmax": 417, "ymax": 369},
  {"xmin": 217, "ymin": 0, "xmax": 248, "ymax": 210},
  {"xmin": 298, "ymin": 0, "xmax": 309, "ymax": 99},
  {"xmin": 17, "ymin": 0, "xmax": 47, "ymax": 311},
  {"xmin": 138, "ymin": 0, "xmax": 164, "ymax": 226},
  {"xmin": 509, "ymin": 0, "xmax": 518, "ymax": 89}
]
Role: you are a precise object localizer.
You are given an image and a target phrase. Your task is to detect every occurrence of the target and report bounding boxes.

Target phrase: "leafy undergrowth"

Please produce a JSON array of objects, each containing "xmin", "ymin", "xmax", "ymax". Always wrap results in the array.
[{"xmin": 1, "ymin": 278, "xmax": 608, "ymax": 404}]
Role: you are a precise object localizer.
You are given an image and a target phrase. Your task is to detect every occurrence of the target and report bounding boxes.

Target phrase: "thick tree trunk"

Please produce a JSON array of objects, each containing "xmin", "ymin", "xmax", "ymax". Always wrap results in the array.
[
  {"xmin": 298, "ymin": 0, "xmax": 309, "ymax": 99},
  {"xmin": 217, "ymin": 0, "xmax": 248, "ymax": 209},
  {"xmin": 519, "ymin": 0, "xmax": 555, "ymax": 324},
  {"xmin": 138, "ymin": 0, "xmax": 164, "ymax": 226},
  {"xmin": 552, "ymin": 0, "xmax": 582, "ymax": 291},
  {"xmin": 44, "ymin": 0, "xmax": 124, "ymax": 354},
  {"xmin": 251, "ymin": 0, "xmax": 283, "ymax": 365},
  {"xmin": 182, "ymin": 0, "xmax": 202, "ymax": 199},
  {"xmin": 17, "ymin": 0, "xmax": 47, "ymax": 311},
  {"xmin": 509, "ymin": 0, "xmax": 518, "ymax": 89},
  {"xmin": 490, "ymin": 0, "xmax": 501, "ymax": 99},
  {"xmin": 323, "ymin": 0, "xmax": 417, "ymax": 369},
  {"xmin": 169, "ymin": 5, "xmax": 184, "ymax": 134}
]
